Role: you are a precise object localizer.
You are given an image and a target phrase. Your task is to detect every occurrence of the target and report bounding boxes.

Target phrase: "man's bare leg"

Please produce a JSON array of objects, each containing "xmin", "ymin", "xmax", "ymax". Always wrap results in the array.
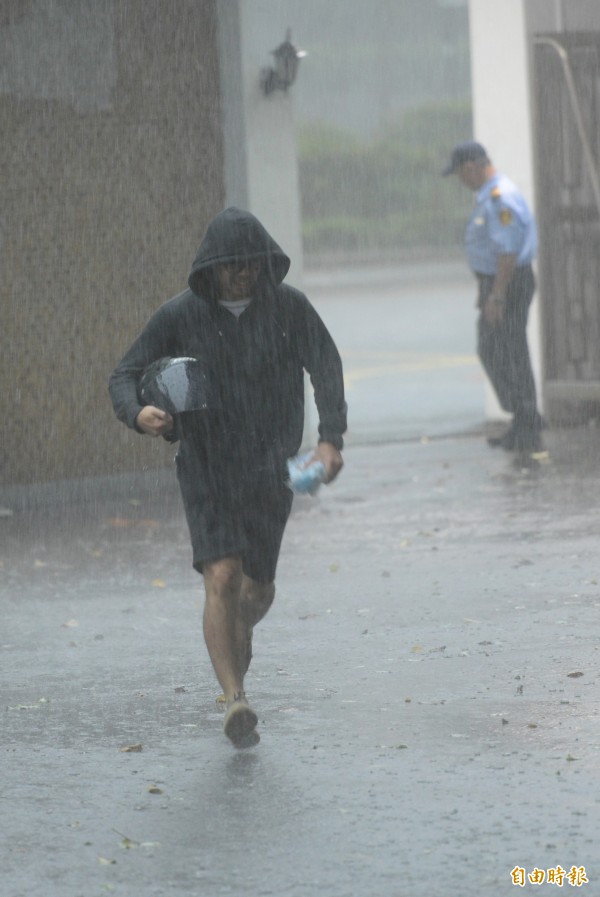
[
  {"xmin": 238, "ymin": 575, "xmax": 275, "ymax": 676},
  {"xmin": 213, "ymin": 575, "xmax": 276, "ymax": 700},
  {"xmin": 202, "ymin": 557, "xmax": 247, "ymax": 700},
  {"xmin": 202, "ymin": 557, "xmax": 259, "ymax": 745}
]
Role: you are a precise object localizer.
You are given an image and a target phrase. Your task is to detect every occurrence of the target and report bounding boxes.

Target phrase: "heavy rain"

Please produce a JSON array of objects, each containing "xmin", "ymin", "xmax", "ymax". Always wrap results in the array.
[{"xmin": 1, "ymin": 1, "xmax": 599, "ymax": 895}]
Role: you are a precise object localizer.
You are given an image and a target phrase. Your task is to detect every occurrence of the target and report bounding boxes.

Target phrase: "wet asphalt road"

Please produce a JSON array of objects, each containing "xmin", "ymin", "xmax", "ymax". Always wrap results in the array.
[
  {"xmin": 2, "ymin": 429, "xmax": 600, "ymax": 897},
  {"xmin": 307, "ymin": 260, "xmax": 484, "ymax": 444},
  {"xmin": 2, "ymin": 262, "xmax": 599, "ymax": 896}
]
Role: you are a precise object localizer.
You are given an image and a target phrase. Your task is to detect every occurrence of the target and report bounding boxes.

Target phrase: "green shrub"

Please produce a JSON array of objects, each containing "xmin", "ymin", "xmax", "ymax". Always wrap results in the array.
[{"xmin": 298, "ymin": 99, "xmax": 473, "ymax": 258}]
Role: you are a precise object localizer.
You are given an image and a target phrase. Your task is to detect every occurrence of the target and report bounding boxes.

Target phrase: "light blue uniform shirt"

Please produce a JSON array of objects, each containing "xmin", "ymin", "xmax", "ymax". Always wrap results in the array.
[{"xmin": 465, "ymin": 173, "xmax": 537, "ymax": 275}]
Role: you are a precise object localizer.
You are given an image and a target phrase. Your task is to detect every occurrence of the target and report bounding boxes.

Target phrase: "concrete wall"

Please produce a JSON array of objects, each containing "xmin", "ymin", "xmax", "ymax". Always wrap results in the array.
[
  {"xmin": 217, "ymin": 0, "xmax": 304, "ymax": 286},
  {"xmin": 217, "ymin": 0, "xmax": 311, "ymax": 440},
  {"xmin": 467, "ymin": 0, "xmax": 542, "ymax": 419},
  {"xmin": 0, "ymin": 0, "xmax": 223, "ymax": 488}
]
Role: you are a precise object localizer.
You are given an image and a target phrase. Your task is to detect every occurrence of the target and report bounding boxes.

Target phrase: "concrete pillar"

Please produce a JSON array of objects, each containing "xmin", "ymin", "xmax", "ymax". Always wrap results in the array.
[
  {"xmin": 216, "ymin": 0, "xmax": 304, "ymax": 287},
  {"xmin": 216, "ymin": 2, "xmax": 313, "ymax": 446},
  {"xmin": 468, "ymin": 0, "xmax": 543, "ymax": 418}
]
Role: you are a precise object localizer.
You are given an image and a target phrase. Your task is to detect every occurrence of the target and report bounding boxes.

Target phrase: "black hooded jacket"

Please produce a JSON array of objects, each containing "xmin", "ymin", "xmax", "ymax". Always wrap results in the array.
[{"xmin": 108, "ymin": 208, "xmax": 347, "ymax": 466}]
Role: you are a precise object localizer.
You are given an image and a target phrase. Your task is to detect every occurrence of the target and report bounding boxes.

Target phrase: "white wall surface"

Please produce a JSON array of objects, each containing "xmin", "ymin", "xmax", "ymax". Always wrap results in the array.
[
  {"xmin": 468, "ymin": 0, "xmax": 543, "ymax": 418},
  {"xmin": 217, "ymin": 0, "xmax": 304, "ymax": 288},
  {"xmin": 216, "ymin": 1, "xmax": 311, "ymax": 441}
]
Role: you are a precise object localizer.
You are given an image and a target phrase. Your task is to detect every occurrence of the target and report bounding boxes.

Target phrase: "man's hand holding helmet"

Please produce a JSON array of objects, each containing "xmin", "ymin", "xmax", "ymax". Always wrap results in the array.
[
  {"xmin": 136, "ymin": 405, "xmax": 174, "ymax": 437},
  {"xmin": 138, "ymin": 356, "xmax": 211, "ymax": 438}
]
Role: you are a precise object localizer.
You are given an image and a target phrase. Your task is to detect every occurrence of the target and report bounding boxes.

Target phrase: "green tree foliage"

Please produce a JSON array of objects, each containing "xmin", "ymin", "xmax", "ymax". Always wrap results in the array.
[{"xmin": 298, "ymin": 99, "xmax": 473, "ymax": 259}]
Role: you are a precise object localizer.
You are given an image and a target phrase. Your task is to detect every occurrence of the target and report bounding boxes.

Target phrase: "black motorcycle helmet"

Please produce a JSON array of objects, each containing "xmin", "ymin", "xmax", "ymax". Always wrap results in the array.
[{"xmin": 139, "ymin": 357, "xmax": 214, "ymax": 416}]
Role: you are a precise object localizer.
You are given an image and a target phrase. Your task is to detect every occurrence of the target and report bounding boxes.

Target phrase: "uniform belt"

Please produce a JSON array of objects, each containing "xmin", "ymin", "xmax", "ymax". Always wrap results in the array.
[{"xmin": 475, "ymin": 263, "xmax": 533, "ymax": 281}]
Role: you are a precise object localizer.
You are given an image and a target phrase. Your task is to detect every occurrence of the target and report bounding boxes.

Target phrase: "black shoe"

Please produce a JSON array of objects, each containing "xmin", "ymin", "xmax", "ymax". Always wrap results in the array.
[
  {"xmin": 513, "ymin": 430, "xmax": 543, "ymax": 453},
  {"xmin": 487, "ymin": 427, "xmax": 516, "ymax": 450}
]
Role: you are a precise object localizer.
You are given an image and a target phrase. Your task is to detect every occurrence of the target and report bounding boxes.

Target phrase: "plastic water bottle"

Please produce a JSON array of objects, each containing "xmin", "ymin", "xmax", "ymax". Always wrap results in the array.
[{"xmin": 286, "ymin": 451, "xmax": 327, "ymax": 495}]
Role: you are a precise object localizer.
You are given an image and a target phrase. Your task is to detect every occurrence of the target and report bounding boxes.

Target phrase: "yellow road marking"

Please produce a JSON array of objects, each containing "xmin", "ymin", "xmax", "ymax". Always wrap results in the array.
[{"xmin": 343, "ymin": 352, "xmax": 478, "ymax": 387}]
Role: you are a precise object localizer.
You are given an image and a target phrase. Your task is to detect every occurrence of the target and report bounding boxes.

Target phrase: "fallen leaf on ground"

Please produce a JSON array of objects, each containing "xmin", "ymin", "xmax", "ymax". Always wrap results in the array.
[
  {"xmin": 113, "ymin": 829, "xmax": 139, "ymax": 850},
  {"xmin": 9, "ymin": 699, "xmax": 49, "ymax": 710},
  {"xmin": 147, "ymin": 785, "xmax": 163, "ymax": 794},
  {"xmin": 567, "ymin": 671, "xmax": 584, "ymax": 678},
  {"xmin": 119, "ymin": 743, "xmax": 143, "ymax": 753},
  {"xmin": 151, "ymin": 579, "xmax": 166, "ymax": 588}
]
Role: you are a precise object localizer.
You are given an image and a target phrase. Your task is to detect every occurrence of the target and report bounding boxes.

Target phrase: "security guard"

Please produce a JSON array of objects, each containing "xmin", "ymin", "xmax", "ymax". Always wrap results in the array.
[{"xmin": 443, "ymin": 141, "xmax": 543, "ymax": 453}]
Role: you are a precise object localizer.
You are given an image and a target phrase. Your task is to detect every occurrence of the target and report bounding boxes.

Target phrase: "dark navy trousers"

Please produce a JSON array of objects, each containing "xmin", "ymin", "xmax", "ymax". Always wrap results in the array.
[{"xmin": 476, "ymin": 265, "xmax": 542, "ymax": 447}]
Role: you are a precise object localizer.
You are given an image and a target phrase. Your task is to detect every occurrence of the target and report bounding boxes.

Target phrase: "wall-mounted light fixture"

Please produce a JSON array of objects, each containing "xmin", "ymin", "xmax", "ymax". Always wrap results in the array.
[{"xmin": 260, "ymin": 29, "xmax": 307, "ymax": 95}]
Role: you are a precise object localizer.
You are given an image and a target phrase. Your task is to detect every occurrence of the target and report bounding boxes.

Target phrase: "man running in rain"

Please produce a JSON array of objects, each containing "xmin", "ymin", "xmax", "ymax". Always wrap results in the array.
[{"xmin": 109, "ymin": 207, "xmax": 347, "ymax": 748}]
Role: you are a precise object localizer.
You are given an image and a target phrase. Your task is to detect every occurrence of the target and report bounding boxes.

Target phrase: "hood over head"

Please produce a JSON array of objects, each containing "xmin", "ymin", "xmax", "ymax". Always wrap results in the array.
[{"xmin": 188, "ymin": 207, "xmax": 291, "ymax": 297}]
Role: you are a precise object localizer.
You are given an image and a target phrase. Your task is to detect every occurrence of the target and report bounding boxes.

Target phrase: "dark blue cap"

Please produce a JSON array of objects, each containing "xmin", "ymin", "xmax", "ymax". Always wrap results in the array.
[{"xmin": 442, "ymin": 141, "xmax": 488, "ymax": 176}]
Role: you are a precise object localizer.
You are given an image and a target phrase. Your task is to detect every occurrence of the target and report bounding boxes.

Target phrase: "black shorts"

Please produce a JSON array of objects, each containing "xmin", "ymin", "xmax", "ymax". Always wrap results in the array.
[{"xmin": 175, "ymin": 447, "xmax": 293, "ymax": 583}]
